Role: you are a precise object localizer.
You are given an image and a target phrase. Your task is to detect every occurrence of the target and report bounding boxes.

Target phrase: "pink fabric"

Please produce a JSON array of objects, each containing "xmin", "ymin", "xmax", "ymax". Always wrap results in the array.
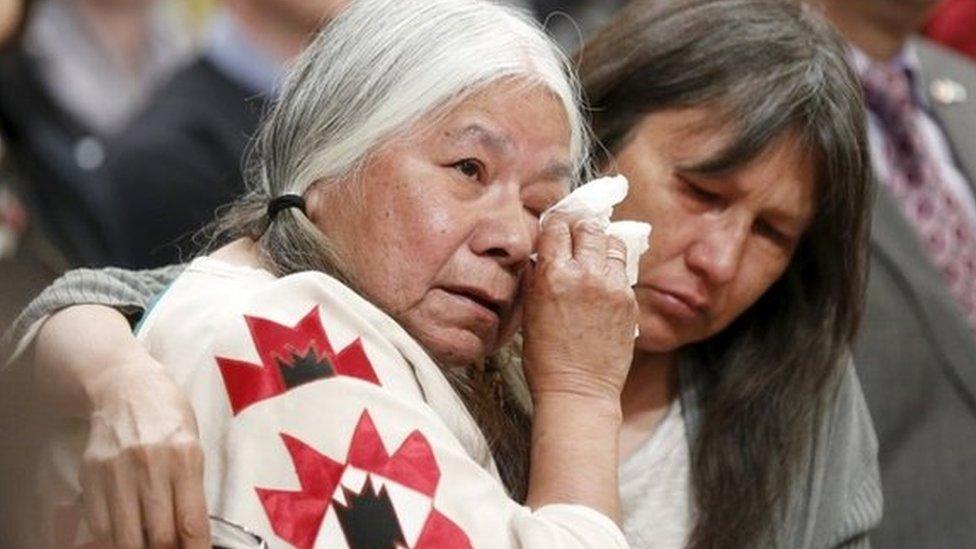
[{"xmin": 861, "ymin": 61, "xmax": 976, "ymax": 337}]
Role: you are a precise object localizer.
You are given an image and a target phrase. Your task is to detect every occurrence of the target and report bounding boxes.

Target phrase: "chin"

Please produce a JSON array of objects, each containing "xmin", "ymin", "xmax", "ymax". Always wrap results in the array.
[
  {"xmin": 419, "ymin": 329, "xmax": 493, "ymax": 367},
  {"xmin": 635, "ymin": 316, "xmax": 686, "ymax": 354}
]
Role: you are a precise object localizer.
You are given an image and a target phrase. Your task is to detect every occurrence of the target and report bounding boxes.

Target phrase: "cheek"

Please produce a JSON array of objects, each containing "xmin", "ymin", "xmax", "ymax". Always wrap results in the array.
[
  {"xmin": 715, "ymin": 249, "xmax": 791, "ymax": 323},
  {"xmin": 343, "ymin": 177, "xmax": 472, "ymax": 313}
]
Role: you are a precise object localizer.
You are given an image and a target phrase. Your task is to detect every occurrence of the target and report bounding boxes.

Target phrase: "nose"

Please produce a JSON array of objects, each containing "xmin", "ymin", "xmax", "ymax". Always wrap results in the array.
[
  {"xmin": 686, "ymin": 214, "xmax": 750, "ymax": 286},
  {"xmin": 468, "ymin": 185, "xmax": 535, "ymax": 269}
]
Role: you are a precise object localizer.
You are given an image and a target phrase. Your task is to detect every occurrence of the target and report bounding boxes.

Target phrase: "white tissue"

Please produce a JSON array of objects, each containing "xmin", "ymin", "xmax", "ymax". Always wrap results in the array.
[
  {"xmin": 540, "ymin": 174, "xmax": 630, "ymax": 228},
  {"xmin": 539, "ymin": 175, "xmax": 652, "ymax": 286}
]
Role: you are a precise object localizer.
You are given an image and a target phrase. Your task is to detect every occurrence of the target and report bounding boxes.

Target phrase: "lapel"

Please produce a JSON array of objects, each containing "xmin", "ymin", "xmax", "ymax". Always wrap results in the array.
[
  {"xmin": 912, "ymin": 38, "xmax": 976, "ymax": 197},
  {"xmin": 871, "ymin": 183, "xmax": 976, "ymax": 404}
]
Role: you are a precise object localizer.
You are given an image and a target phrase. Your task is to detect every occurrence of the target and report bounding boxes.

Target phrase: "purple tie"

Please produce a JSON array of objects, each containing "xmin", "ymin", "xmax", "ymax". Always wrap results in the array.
[{"xmin": 861, "ymin": 61, "xmax": 976, "ymax": 338}]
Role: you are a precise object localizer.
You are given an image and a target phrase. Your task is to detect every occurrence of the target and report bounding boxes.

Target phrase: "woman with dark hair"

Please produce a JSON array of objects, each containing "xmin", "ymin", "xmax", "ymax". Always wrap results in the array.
[
  {"xmin": 580, "ymin": 1, "xmax": 877, "ymax": 546},
  {"xmin": 3, "ymin": 0, "xmax": 880, "ymax": 547}
]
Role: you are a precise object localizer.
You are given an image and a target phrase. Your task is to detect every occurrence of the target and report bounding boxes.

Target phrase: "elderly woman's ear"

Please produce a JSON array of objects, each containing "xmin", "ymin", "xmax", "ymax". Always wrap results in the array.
[{"xmin": 304, "ymin": 180, "xmax": 327, "ymax": 224}]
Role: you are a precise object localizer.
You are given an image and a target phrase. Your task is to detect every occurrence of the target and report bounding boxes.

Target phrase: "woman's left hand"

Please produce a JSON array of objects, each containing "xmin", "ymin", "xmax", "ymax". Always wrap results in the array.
[{"xmin": 521, "ymin": 216, "xmax": 638, "ymax": 403}]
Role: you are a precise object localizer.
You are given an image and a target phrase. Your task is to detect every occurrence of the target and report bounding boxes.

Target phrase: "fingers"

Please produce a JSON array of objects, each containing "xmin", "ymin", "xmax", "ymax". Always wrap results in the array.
[
  {"xmin": 537, "ymin": 216, "xmax": 572, "ymax": 264},
  {"xmin": 105, "ymin": 456, "xmax": 145, "ymax": 549},
  {"xmin": 173, "ymin": 443, "xmax": 210, "ymax": 549},
  {"xmin": 605, "ymin": 236, "xmax": 629, "ymax": 286},
  {"xmin": 571, "ymin": 219, "xmax": 607, "ymax": 266},
  {"xmin": 79, "ymin": 462, "xmax": 112, "ymax": 547},
  {"xmin": 141, "ymin": 453, "xmax": 176, "ymax": 549}
]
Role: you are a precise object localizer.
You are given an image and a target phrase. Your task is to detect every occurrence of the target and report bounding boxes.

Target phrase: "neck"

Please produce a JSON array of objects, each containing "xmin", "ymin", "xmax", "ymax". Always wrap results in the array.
[
  {"xmin": 75, "ymin": 0, "xmax": 153, "ymax": 73},
  {"xmin": 621, "ymin": 350, "xmax": 679, "ymax": 421},
  {"xmin": 227, "ymin": 0, "xmax": 315, "ymax": 63},
  {"xmin": 818, "ymin": 0, "xmax": 932, "ymax": 61}
]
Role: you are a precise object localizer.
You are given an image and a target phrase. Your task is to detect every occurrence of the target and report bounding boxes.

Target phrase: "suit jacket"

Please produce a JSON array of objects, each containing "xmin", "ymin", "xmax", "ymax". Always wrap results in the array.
[
  {"xmin": 0, "ymin": 52, "xmax": 117, "ymax": 265},
  {"xmin": 853, "ymin": 37, "xmax": 976, "ymax": 547},
  {"xmin": 102, "ymin": 57, "xmax": 265, "ymax": 268}
]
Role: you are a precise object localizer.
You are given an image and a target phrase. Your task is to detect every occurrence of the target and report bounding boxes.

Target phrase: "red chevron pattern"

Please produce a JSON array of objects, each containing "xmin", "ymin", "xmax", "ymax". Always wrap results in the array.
[
  {"xmin": 256, "ymin": 410, "xmax": 471, "ymax": 549},
  {"xmin": 215, "ymin": 307, "xmax": 380, "ymax": 415}
]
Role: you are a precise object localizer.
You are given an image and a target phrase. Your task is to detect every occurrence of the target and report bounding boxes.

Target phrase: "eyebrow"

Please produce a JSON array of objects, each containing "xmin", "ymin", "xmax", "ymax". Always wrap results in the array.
[
  {"xmin": 446, "ymin": 123, "xmax": 514, "ymax": 155},
  {"xmin": 538, "ymin": 160, "xmax": 574, "ymax": 183},
  {"xmin": 446, "ymin": 123, "xmax": 573, "ymax": 183}
]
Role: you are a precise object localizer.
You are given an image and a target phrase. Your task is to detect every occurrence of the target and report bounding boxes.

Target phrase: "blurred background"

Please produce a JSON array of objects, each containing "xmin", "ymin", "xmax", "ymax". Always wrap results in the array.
[{"xmin": 0, "ymin": 0, "xmax": 970, "ymax": 331}]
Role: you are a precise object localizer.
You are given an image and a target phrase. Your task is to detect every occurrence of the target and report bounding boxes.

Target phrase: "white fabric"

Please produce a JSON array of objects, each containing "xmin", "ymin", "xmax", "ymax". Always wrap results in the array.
[
  {"xmin": 34, "ymin": 257, "xmax": 628, "ymax": 548},
  {"xmin": 618, "ymin": 400, "xmax": 692, "ymax": 549},
  {"xmin": 540, "ymin": 175, "xmax": 652, "ymax": 286}
]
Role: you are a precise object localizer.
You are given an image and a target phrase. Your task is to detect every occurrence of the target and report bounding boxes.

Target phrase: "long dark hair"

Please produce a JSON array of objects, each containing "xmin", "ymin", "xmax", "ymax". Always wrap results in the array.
[{"xmin": 578, "ymin": 0, "xmax": 871, "ymax": 546}]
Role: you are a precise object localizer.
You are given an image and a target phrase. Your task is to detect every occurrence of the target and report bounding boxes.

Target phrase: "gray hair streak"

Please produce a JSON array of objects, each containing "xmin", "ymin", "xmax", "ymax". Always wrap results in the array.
[{"xmin": 216, "ymin": 0, "xmax": 588, "ymax": 279}]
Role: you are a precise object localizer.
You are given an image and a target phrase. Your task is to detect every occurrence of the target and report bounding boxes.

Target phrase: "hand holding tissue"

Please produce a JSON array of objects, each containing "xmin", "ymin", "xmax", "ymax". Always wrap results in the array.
[{"xmin": 539, "ymin": 175, "xmax": 652, "ymax": 285}]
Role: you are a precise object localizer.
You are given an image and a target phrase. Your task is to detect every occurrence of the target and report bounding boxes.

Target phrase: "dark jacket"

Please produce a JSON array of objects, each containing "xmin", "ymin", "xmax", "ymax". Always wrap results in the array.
[
  {"xmin": 102, "ymin": 57, "xmax": 265, "ymax": 268},
  {"xmin": 853, "ymin": 38, "xmax": 976, "ymax": 547}
]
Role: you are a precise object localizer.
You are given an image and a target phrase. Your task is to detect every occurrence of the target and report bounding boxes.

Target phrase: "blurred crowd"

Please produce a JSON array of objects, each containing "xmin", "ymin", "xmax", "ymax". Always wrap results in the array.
[
  {"xmin": 0, "ymin": 0, "xmax": 626, "ymax": 325},
  {"xmin": 0, "ymin": 0, "xmax": 975, "ymax": 547}
]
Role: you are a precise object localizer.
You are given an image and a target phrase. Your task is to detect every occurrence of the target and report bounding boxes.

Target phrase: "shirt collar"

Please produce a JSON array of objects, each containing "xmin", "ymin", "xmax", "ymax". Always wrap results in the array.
[
  {"xmin": 848, "ymin": 41, "xmax": 930, "ymax": 110},
  {"xmin": 204, "ymin": 9, "xmax": 284, "ymax": 97}
]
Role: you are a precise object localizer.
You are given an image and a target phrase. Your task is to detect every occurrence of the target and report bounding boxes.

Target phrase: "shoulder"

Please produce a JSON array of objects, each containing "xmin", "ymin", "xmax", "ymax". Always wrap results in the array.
[
  {"xmin": 798, "ymin": 360, "xmax": 883, "ymax": 548},
  {"xmin": 139, "ymin": 259, "xmax": 426, "ymax": 398}
]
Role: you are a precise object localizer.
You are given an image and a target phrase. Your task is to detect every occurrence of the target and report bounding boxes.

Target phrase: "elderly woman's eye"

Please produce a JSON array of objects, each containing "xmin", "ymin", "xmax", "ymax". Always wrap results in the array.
[{"xmin": 453, "ymin": 159, "xmax": 483, "ymax": 180}]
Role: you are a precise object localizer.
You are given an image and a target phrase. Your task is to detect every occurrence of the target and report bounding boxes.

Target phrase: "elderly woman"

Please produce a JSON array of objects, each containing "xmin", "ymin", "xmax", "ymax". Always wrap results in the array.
[
  {"xmin": 3, "ymin": 0, "xmax": 882, "ymax": 548},
  {"xmin": 1, "ymin": 0, "xmax": 639, "ymax": 547}
]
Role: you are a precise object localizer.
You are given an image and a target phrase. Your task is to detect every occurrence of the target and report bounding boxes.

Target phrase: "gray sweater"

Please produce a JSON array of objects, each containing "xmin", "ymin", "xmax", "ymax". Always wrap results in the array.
[{"xmin": 3, "ymin": 266, "xmax": 882, "ymax": 547}]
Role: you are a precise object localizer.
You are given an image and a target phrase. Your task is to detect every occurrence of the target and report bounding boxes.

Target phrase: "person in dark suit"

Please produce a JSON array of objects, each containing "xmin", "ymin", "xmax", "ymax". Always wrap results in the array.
[
  {"xmin": 813, "ymin": 0, "xmax": 976, "ymax": 545},
  {"xmin": 103, "ymin": 0, "xmax": 347, "ymax": 268}
]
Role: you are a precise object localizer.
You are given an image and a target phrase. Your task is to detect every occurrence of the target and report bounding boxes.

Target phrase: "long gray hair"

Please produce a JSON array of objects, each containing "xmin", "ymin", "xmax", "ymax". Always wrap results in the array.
[
  {"xmin": 579, "ymin": 0, "xmax": 871, "ymax": 546},
  {"xmin": 214, "ymin": 0, "xmax": 587, "ymax": 280},
  {"xmin": 211, "ymin": 0, "xmax": 588, "ymax": 499}
]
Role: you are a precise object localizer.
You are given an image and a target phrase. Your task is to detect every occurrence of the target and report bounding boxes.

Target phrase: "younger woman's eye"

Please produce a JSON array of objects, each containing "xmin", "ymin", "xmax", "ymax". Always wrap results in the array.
[
  {"xmin": 754, "ymin": 219, "xmax": 791, "ymax": 246},
  {"xmin": 682, "ymin": 179, "xmax": 720, "ymax": 204},
  {"xmin": 453, "ymin": 159, "xmax": 483, "ymax": 180}
]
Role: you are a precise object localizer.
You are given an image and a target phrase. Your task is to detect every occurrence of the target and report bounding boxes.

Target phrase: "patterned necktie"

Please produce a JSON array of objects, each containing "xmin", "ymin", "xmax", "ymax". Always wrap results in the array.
[{"xmin": 861, "ymin": 61, "xmax": 976, "ymax": 338}]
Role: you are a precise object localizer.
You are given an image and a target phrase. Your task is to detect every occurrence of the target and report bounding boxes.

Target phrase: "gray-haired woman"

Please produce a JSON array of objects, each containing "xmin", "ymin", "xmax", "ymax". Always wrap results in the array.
[
  {"xmin": 0, "ymin": 1, "xmax": 638, "ymax": 547},
  {"xmin": 3, "ymin": 0, "xmax": 883, "ymax": 548}
]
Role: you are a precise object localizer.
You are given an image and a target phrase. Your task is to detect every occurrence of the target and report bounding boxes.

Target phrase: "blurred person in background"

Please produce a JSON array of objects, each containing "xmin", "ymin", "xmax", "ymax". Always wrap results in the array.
[
  {"xmin": 813, "ymin": 0, "xmax": 976, "ymax": 545},
  {"xmin": 101, "ymin": 0, "xmax": 347, "ymax": 268},
  {"xmin": 925, "ymin": 0, "xmax": 976, "ymax": 61},
  {"xmin": 0, "ymin": 0, "xmax": 46, "ymax": 332},
  {"xmin": 21, "ymin": 0, "xmax": 191, "ymax": 137},
  {"xmin": 0, "ymin": 0, "xmax": 191, "ymax": 267},
  {"xmin": 0, "ymin": 0, "xmax": 21, "ymax": 41},
  {"xmin": 513, "ymin": 0, "xmax": 629, "ymax": 52}
]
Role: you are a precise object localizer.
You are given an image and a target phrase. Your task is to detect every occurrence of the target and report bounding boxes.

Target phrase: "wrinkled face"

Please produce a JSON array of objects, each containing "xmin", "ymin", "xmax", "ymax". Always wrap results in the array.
[
  {"xmin": 309, "ymin": 83, "xmax": 571, "ymax": 365},
  {"xmin": 611, "ymin": 108, "xmax": 816, "ymax": 353}
]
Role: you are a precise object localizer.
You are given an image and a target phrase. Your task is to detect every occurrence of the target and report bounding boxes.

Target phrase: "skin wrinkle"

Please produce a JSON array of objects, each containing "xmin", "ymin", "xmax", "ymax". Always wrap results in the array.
[
  {"xmin": 612, "ymin": 108, "xmax": 816, "ymax": 355},
  {"xmin": 307, "ymin": 83, "xmax": 571, "ymax": 367}
]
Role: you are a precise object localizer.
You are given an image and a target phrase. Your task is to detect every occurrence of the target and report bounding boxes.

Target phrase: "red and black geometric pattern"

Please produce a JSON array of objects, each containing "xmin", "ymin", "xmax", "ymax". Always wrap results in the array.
[
  {"xmin": 216, "ymin": 307, "xmax": 380, "ymax": 415},
  {"xmin": 256, "ymin": 411, "xmax": 472, "ymax": 549}
]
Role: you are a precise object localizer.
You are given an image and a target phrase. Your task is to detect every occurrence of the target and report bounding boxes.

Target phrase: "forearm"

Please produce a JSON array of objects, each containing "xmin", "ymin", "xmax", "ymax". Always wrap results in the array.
[
  {"xmin": 32, "ymin": 304, "xmax": 162, "ymax": 418},
  {"xmin": 2, "ymin": 264, "xmax": 183, "ymax": 362},
  {"xmin": 526, "ymin": 392, "xmax": 622, "ymax": 523}
]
